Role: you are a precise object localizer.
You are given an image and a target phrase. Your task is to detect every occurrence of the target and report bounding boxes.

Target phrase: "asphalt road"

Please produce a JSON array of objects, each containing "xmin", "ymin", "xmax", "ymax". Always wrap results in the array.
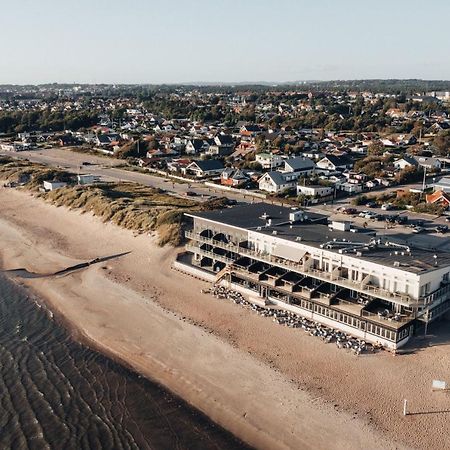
[{"xmin": 2, "ymin": 148, "xmax": 447, "ymax": 238}]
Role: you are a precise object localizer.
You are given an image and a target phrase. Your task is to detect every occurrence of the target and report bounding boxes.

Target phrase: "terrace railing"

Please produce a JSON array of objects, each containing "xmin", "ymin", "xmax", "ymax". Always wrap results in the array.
[{"xmin": 185, "ymin": 231, "xmax": 420, "ymax": 307}]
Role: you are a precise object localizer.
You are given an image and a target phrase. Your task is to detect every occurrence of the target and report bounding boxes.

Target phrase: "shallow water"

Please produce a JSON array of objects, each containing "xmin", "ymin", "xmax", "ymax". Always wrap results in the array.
[{"xmin": 0, "ymin": 273, "xmax": 249, "ymax": 449}]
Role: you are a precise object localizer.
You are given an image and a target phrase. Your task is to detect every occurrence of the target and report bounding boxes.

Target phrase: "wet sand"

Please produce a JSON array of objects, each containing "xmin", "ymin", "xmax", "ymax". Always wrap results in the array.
[
  {"xmin": 0, "ymin": 273, "xmax": 250, "ymax": 450},
  {"xmin": 2, "ymin": 186, "xmax": 448, "ymax": 449}
]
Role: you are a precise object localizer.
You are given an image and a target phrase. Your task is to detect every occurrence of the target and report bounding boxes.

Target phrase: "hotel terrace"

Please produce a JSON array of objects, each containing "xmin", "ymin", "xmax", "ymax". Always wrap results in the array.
[{"xmin": 179, "ymin": 203, "xmax": 450, "ymax": 350}]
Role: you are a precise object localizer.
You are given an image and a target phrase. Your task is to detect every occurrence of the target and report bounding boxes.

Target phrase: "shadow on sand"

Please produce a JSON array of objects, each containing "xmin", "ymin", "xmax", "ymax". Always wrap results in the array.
[
  {"xmin": 395, "ymin": 318, "xmax": 450, "ymax": 356},
  {"xmin": 1, "ymin": 252, "xmax": 131, "ymax": 279}
]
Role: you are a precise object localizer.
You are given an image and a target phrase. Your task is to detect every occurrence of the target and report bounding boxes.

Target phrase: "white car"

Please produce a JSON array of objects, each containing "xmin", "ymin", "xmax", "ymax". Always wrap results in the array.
[
  {"xmin": 381, "ymin": 203, "xmax": 392, "ymax": 211},
  {"xmin": 358, "ymin": 210, "xmax": 369, "ymax": 217},
  {"xmin": 364, "ymin": 211, "xmax": 377, "ymax": 219}
]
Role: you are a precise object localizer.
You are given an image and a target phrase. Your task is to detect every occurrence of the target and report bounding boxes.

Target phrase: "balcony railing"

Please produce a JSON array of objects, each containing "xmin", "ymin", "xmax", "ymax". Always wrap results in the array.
[
  {"xmin": 185, "ymin": 245, "xmax": 235, "ymax": 264},
  {"xmin": 185, "ymin": 231, "xmax": 419, "ymax": 306}
]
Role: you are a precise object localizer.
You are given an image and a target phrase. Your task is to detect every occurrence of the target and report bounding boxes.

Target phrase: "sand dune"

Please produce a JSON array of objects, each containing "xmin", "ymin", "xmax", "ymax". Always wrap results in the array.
[{"xmin": 2, "ymin": 186, "xmax": 447, "ymax": 449}]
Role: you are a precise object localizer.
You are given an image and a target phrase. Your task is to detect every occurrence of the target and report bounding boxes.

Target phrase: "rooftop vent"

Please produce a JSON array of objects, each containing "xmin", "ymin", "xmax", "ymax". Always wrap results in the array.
[
  {"xmin": 394, "ymin": 261, "xmax": 400, "ymax": 267},
  {"xmin": 272, "ymin": 230, "xmax": 278, "ymax": 235}
]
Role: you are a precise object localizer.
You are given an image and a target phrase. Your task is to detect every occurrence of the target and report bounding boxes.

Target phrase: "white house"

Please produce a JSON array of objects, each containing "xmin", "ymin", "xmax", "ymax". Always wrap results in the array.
[
  {"xmin": 255, "ymin": 152, "xmax": 283, "ymax": 169},
  {"xmin": 184, "ymin": 160, "xmax": 225, "ymax": 178},
  {"xmin": 258, "ymin": 171, "xmax": 296, "ymax": 193},
  {"xmin": 338, "ymin": 182, "xmax": 363, "ymax": 194},
  {"xmin": 414, "ymin": 156, "xmax": 442, "ymax": 170},
  {"xmin": 297, "ymin": 184, "xmax": 334, "ymax": 198},
  {"xmin": 393, "ymin": 156, "xmax": 417, "ymax": 170},
  {"xmin": 281, "ymin": 157, "xmax": 316, "ymax": 177},
  {"xmin": 316, "ymin": 155, "xmax": 353, "ymax": 172}
]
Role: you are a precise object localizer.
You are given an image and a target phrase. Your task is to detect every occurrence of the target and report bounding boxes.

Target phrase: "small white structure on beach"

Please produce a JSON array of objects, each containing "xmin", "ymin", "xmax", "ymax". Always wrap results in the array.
[
  {"xmin": 77, "ymin": 174, "xmax": 99, "ymax": 185},
  {"xmin": 43, "ymin": 180, "xmax": 67, "ymax": 191}
]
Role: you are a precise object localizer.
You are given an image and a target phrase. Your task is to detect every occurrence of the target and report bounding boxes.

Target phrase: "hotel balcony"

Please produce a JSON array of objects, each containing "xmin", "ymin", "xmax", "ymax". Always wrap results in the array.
[{"xmin": 185, "ymin": 230, "xmax": 420, "ymax": 307}]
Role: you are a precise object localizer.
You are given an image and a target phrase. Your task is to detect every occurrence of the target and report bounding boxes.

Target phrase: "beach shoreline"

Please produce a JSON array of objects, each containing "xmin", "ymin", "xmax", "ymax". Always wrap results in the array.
[{"xmin": 2, "ymin": 186, "xmax": 447, "ymax": 449}]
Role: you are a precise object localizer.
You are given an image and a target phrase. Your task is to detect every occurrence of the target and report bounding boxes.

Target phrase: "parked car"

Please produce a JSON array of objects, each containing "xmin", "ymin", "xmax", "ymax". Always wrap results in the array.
[
  {"xmin": 413, "ymin": 226, "xmax": 425, "ymax": 234},
  {"xmin": 364, "ymin": 211, "xmax": 378, "ymax": 219},
  {"xmin": 435, "ymin": 225, "xmax": 448, "ymax": 234},
  {"xmin": 381, "ymin": 203, "xmax": 393, "ymax": 211},
  {"xmin": 343, "ymin": 207, "xmax": 357, "ymax": 215},
  {"xmin": 365, "ymin": 201, "xmax": 378, "ymax": 208},
  {"xmin": 359, "ymin": 210, "xmax": 369, "ymax": 217},
  {"xmin": 409, "ymin": 219, "xmax": 424, "ymax": 228},
  {"xmin": 395, "ymin": 216, "xmax": 408, "ymax": 225}
]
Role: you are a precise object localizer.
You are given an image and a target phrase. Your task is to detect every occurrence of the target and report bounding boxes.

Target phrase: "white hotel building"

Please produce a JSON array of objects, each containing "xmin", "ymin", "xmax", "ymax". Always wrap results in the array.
[{"xmin": 180, "ymin": 203, "xmax": 450, "ymax": 350}]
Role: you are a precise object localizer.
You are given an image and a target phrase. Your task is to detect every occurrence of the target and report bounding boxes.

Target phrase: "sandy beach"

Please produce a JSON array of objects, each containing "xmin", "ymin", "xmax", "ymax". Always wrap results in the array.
[{"xmin": 1, "ymin": 187, "xmax": 449, "ymax": 449}]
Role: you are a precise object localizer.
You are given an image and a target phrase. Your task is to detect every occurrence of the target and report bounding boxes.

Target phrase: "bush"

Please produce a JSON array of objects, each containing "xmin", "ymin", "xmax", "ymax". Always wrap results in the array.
[{"xmin": 352, "ymin": 195, "xmax": 368, "ymax": 206}]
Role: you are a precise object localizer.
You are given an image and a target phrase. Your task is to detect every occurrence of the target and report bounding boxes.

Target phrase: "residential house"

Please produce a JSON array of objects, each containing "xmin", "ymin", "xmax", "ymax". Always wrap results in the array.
[
  {"xmin": 167, "ymin": 158, "xmax": 190, "ymax": 173},
  {"xmin": 184, "ymin": 160, "xmax": 225, "ymax": 178},
  {"xmin": 316, "ymin": 155, "xmax": 353, "ymax": 172},
  {"xmin": 240, "ymin": 124, "xmax": 262, "ymax": 137},
  {"xmin": 432, "ymin": 176, "xmax": 450, "ymax": 193},
  {"xmin": 96, "ymin": 134, "xmax": 113, "ymax": 147},
  {"xmin": 343, "ymin": 171, "xmax": 368, "ymax": 184},
  {"xmin": 393, "ymin": 156, "xmax": 418, "ymax": 170},
  {"xmin": 258, "ymin": 171, "xmax": 296, "ymax": 193},
  {"xmin": 255, "ymin": 152, "xmax": 283, "ymax": 169},
  {"xmin": 414, "ymin": 156, "xmax": 442, "ymax": 171},
  {"xmin": 209, "ymin": 134, "xmax": 235, "ymax": 156},
  {"xmin": 230, "ymin": 143, "xmax": 255, "ymax": 161},
  {"xmin": 281, "ymin": 157, "xmax": 316, "ymax": 178},
  {"xmin": 426, "ymin": 190, "xmax": 450, "ymax": 209},
  {"xmin": 221, "ymin": 169, "xmax": 249, "ymax": 187},
  {"xmin": 337, "ymin": 182, "xmax": 364, "ymax": 195},
  {"xmin": 297, "ymin": 184, "xmax": 334, "ymax": 198},
  {"xmin": 366, "ymin": 179, "xmax": 380, "ymax": 189},
  {"xmin": 185, "ymin": 139, "xmax": 210, "ymax": 155},
  {"xmin": 397, "ymin": 134, "xmax": 417, "ymax": 146}
]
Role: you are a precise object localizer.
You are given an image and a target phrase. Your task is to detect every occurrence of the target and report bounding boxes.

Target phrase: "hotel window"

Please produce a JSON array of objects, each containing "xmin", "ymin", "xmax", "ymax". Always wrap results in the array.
[{"xmin": 420, "ymin": 283, "xmax": 431, "ymax": 296}]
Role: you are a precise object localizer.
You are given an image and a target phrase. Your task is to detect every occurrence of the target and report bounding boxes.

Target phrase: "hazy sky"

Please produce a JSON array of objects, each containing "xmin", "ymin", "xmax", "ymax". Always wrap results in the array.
[{"xmin": 1, "ymin": 0, "xmax": 449, "ymax": 84}]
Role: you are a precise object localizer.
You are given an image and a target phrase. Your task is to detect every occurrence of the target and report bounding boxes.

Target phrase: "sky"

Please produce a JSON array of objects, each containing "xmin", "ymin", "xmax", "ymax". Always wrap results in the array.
[{"xmin": 1, "ymin": 0, "xmax": 450, "ymax": 84}]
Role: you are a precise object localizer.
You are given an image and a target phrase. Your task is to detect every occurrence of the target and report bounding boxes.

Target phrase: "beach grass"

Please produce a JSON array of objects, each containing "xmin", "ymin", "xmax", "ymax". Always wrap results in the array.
[{"xmin": 0, "ymin": 157, "xmax": 229, "ymax": 246}]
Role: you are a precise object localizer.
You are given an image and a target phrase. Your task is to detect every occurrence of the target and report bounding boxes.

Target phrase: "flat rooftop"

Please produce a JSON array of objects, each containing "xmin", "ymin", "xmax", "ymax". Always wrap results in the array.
[{"xmin": 188, "ymin": 203, "xmax": 450, "ymax": 274}]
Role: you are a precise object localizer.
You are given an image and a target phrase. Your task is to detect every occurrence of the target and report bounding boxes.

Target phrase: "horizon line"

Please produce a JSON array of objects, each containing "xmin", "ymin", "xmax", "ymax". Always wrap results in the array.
[{"xmin": 1, "ymin": 78, "xmax": 450, "ymax": 88}]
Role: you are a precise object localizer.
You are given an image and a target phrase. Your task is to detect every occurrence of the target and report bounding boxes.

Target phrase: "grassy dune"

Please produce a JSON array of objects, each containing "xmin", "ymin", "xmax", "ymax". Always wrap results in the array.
[{"xmin": 0, "ymin": 157, "xmax": 228, "ymax": 246}]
